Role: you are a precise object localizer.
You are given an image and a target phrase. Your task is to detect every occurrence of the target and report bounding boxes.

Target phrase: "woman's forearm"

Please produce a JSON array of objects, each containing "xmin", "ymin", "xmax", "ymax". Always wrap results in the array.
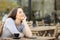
[{"xmin": 22, "ymin": 20, "xmax": 32, "ymax": 37}]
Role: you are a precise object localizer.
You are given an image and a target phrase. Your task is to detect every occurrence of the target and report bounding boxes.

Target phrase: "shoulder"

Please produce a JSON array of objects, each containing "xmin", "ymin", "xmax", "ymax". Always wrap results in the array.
[
  {"xmin": 4, "ymin": 18, "xmax": 15, "ymax": 26},
  {"xmin": 6, "ymin": 18, "xmax": 14, "ymax": 23},
  {"xmin": 6, "ymin": 18, "xmax": 14, "ymax": 21}
]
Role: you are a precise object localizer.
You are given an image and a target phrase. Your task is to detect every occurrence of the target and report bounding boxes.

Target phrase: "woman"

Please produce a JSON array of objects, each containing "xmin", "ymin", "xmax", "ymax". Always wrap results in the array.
[{"xmin": 1, "ymin": 7, "xmax": 32, "ymax": 38}]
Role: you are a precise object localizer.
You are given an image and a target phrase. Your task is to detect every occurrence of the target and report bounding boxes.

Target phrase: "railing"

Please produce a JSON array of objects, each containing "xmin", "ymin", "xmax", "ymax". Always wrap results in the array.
[{"xmin": 31, "ymin": 26, "xmax": 57, "ymax": 40}]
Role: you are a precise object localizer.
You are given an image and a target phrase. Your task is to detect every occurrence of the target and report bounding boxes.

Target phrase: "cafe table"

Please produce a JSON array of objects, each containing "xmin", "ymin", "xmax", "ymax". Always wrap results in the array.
[{"xmin": 0, "ymin": 36, "xmax": 56, "ymax": 40}]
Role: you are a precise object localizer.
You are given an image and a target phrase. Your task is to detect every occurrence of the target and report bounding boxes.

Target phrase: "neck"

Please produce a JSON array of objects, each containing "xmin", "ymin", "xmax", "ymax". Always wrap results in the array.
[{"xmin": 15, "ymin": 19, "xmax": 21, "ymax": 26}]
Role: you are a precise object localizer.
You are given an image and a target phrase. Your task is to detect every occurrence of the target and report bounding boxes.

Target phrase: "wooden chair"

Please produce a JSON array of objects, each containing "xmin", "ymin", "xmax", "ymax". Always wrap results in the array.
[
  {"xmin": 36, "ymin": 21, "xmax": 44, "ymax": 27},
  {"xmin": 56, "ymin": 25, "xmax": 60, "ymax": 39},
  {"xmin": 31, "ymin": 26, "xmax": 57, "ymax": 40},
  {"xmin": 0, "ymin": 21, "xmax": 4, "ymax": 36}
]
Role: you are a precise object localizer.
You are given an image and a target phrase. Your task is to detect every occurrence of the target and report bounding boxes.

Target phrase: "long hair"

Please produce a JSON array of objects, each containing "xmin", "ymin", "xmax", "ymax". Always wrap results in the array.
[{"xmin": 8, "ymin": 7, "xmax": 23, "ymax": 20}]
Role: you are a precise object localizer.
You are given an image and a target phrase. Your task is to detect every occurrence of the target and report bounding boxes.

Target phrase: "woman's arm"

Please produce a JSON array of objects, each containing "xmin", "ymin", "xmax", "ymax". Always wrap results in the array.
[{"xmin": 22, "ymin": 19, "xmax": 32, "ymax": 37}]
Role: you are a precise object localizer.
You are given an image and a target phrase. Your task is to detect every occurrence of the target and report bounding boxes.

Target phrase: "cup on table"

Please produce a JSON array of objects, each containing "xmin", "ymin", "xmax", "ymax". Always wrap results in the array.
[{"xmin": 14, "ymin": 33, "xmax": 19, "ymax": 38}]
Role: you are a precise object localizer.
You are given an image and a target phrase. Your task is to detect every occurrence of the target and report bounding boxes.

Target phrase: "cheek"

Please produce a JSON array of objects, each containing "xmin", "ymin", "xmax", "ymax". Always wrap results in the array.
[
  {"xmin": 16, "ymin": 13, "xmax": 25, "ymax": 20},
  {"xmin": 16, "ymin": 13, "xmax": 21, "ymax": 19}
]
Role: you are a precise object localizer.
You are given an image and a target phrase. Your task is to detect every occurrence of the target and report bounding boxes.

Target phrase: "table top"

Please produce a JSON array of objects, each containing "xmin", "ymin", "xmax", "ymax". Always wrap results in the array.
[{"xmin": 0, "ymin": 36, "xmax": 56, "ymax": 40}]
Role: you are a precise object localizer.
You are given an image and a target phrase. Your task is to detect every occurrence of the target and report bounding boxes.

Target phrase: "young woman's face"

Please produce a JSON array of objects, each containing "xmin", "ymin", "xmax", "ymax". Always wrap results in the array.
[{"xmin": 16, "ymin": 8, "xmax": 25, "ymax": 20}]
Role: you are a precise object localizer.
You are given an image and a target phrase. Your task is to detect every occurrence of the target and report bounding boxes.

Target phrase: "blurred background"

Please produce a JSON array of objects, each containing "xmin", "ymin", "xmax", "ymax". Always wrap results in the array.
[
  {"xmin": 1, "ymin": 0, "xmax": 60, "ymax": 40},
  {"xmin": 0, "ymin": 0, "xmax": 60, "ymax": 21}
]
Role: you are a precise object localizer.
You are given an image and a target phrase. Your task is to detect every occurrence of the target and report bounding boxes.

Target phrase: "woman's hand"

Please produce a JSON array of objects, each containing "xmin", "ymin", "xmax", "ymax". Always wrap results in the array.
[
  {"xmin": 19, "ymin": 33, "xmax": 24, "ymax": 37},
  {"xmin": 21, "ymin": 13, "xmax": 27, "ymax": 21},
  {"xmin": 22, "ymin": 14, "xmax": 27, "ymax": 22}
]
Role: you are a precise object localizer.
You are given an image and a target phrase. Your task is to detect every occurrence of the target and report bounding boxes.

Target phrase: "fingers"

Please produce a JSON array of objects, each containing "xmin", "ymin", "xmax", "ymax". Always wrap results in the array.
[{"xmin": 23, "ymin": 13, "xmax": 27, "ymax": 20}]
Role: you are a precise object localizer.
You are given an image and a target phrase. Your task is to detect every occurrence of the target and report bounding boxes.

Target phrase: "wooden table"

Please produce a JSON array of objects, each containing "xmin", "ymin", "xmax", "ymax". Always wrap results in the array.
[{"xmin": 0, "ymin": 37, "xmax": 56, "ymax": 40}]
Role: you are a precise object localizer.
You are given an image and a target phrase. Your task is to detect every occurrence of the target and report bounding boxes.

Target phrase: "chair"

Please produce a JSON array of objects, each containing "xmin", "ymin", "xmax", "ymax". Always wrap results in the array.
[
  {"xmin": 0, "ymin": 21, "xmax": 4, "ymax": 36},
  {"xmin": 31, "ymin": 26, "xmax": 57, "ymax": 40},
  {"xmin": 56, "ymin": 25, "xmax": 60, "ymax": 39},
  {"xmin": 36, "ymin": 21, "xmax": 44, "ymax": 27}
]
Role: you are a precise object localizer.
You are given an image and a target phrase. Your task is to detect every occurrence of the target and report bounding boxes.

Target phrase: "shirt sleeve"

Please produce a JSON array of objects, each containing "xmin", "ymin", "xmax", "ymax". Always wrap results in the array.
[{"xmin": 4, "ymin": 18, "xmax": 20, "ymax": 34}]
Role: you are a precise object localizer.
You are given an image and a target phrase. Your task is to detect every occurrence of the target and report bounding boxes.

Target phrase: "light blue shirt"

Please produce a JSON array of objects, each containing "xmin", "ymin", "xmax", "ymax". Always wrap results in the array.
[{"xmin": 1, "ymin": 18, "xmax": 25, "ymax": 38}]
